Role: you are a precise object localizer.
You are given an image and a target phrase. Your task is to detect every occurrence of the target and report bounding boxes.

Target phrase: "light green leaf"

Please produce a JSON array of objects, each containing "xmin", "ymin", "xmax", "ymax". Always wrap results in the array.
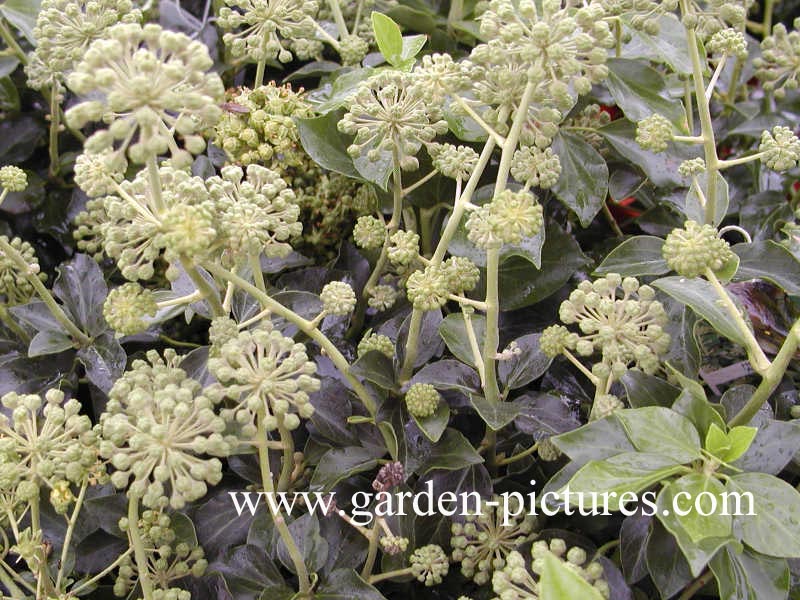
[
  {"xmin": 705, "ymin": 424, "xmax": 757, "ymax": 463},
  {"xmin": 371, "ymin": 12, "xmax": 403, "ymax": 66},
  {"xmin": 563, "ymin": 452, "xmax": 686, "ymax": 511},
  {"xmin": 710, "ymin": 545, "xmax": 790, "ymax": 600},
  {"xmin": 594, "ymin": 235, "xmax": 669, "ymax": 276},
  {"xmin": 616, "ymin": 406, "xmax": 702, "ymax": 463},
  {"xmin": 729, "ymin": 473, "xmax": 800, "ymax": 558},
  {"xmin": 400, "ymin": 34, "xmax": 426, "ymax": 61},
  {"xmin": 540, "ymin": 552, "xmax": 605, "ymax": 600},
  {"xmin": 622, "ymin": 15, "xmax": 692, "ymax": 74},
  {"xmin": 656, "ymin": 474, "xmax": 733, "ymax": 576},
  {"xmin": 653, "ymin": 276, "xmax": 749, "ymax": 347},
  {"xmin": 438, "ymin": 313, "xmax": 484, "ymax": 367}
]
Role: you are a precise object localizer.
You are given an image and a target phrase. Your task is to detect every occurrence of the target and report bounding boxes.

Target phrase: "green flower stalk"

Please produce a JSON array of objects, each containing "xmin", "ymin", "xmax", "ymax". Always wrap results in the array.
[
  {"xmin": 65, "ymin": 23, "xmax": 224, "ymax": 166},
  {"xmin": 99, "ymin": 350, "xmax": 232, "ymax": 509},
  {"xmin": 451, "ymin": 496, "xmax": 538, "ymax": 585},
  {"xmin": 338, "ymin": 70, "xmax": 449, "ymax": 172},
  {"xmin": 115, "ymin": 510, "xmax": 207, "ymax": 598},
  {"xmin": 208, "ymin": 322, "xmax": 319, "ymax": 438},
  {"xmin": 405, "ymin": 383, "xmax": 441, "ymax": 418}
]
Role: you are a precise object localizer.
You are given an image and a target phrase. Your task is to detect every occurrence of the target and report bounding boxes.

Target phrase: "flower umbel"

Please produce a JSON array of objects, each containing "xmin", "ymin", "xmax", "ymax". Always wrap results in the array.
[
  {"xmin": 99, "ymin": 350, "xmax": 231, "ymax": 509},
  {"xmin": 66, "ymin": 23, "xmax": 224, "ymax": 165},
  {"xmin": 662, "ymin": 220, "xmax": 735, "ymax": 278},
  {"xmin": 208, "ymin": 322, "xmax": 320, "ymax": 437}
]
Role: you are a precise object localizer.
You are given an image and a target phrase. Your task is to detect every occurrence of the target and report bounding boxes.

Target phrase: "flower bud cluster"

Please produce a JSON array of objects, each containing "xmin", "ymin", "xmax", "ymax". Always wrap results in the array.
[
  {"xmin": 0, "ymin": 166, "xmax": 27, "ymax": 192},
  {"xmin": 410, "ymin": 544, "xmax": 449, "ymax": 586},
  {"xmin": 339, "ymin": 71, "xmax": 449, "ymax": 171},
  {"xmin": 207, "ymin": 164, "xmax": 302, "ymax": 264},
  {"xmin": 28, "ymin": 0, "xmax": 141, "ymax": 89},
  {"xmin": 412, "ymin": 53, "xmax": 472, "ymax": 104},
  {"xmin": 466, "ymin": 189, "xmax": 543, "ymax": 249},
  {"xmin": 635, "ymin": 113, "xmax": 674, "ymax": 153},
  {"xmin": 74, "ymin": 151, "xmax": 126, "ymax": 198},
  {"xmin": 353, "ymin": 216, "xmax": 386, "ymax": 250},
  {"xmin": 357, "ymin": 333, "xmax": 395, "ymax": 359},
  {"xmin": 115, "ymin": 509, "xmax": 207, "ymax": 597},
  {"xmin": 320, "ymin": 281, "xmax": 357, "ymax": 315},
  {"xmin": 451, "ymin": 496, "xmax": 538, "ymax": 585},
  {"xmin": 491, "ymin": 539, "xmax": 609, "ymax": 599},
  {"xmin": 208, "ymin": 322, "xmax": 320, "ymax": 437},
  {"xmin": 428, "ymin": 143, "xmax": 479, "ymax": 181},
  {"xmin": 0, "ymin": 236, "xmax": 46, "ymax": 305},
  {"xmin": 103, "ymin": 282, "xmax": 158, "ymax": 335},
  {"xmin": 0, "ymin": 389, "xmax": 100, "ymax": 497},
  {"xmin": 388, "ymin": 230, "xmax": 420, "ymax": 266},
  {"xmin": 405, "ymin": 256, "xmax": 480, "ymax": 311},
  {"xmin": 758, "ymin": 126, "xmax": 800, "ymax": 172},
  {"xmin": 565, "ymin": 104, "xmax": 611, "ymax": 150},
  {"xmin": 510, "ymin": 146, "xmax": 562, "ymax": 189},
  {"xmin": 755, "ymin": 18, "xmax": 800, "ymax": 98},
  {"xmin": 65, "ymin": 23, "xmax": 223, "ymax": 165},
  {"xmin": 214, "ymin": 83, "xmax": 314, "ymax": 169},
  {"xmin": 96, "ymin": 166, "xmax": 215, "ymax": 281},
  {"xmin": 367, "ymin": 284, "xmax": 398, "ymax": 311},
  {"xmin": 544, "ymin": 274, "xmax": 670, "ymax": 379},
  {"xmin": 595, "ymin": 0, "xmax": 678, "ymax": 35},
  {"xmin": 99, "ymin": 350, "xmax": 232, "ymax": 509},
  {"xmin": 662, "ymin": 220, "xmax": 735, "ymax": 278},
  {"xmin": 708, "ymin": 28, "xmax": 748, "ymax": 59},
  {"xmin": 218, "ymin": 0, "xmax": 319, "ymax": 64},
  {"xmin": 405, "ymin": 383, "xmax": 441, "ymax": 418}
]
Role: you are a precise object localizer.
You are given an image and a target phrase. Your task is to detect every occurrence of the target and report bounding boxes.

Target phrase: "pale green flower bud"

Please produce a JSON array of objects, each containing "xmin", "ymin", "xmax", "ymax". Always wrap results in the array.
[
  {"xmin": 353, "ymin": 216, "xmax": 386, "ymax": 250},
  {"xmin": 0, "ymin": 166, "xmax": 27, "ymax": 192},
  {"xmin": 510, "ymin": 146, "xmax": 561, "ymax": 189},
  {"xmin": 410, "ymin": 544, "xmax": 449, "ymax": 586},
  {"xmin": 103, "ymin": 282, "xmax": 158, "ymax": 335},
  {"xmin": 357, "ymin": 333, "xmax": 395, "ymax": 359},
  {"xmin": 540, "ymin": 325, "xmax": 578, "ymax": 357},
  {"xmin": 388, "ymin": 230, "xmax": 420, "ymax": 266},
  {"xmin": 708, "ymin": 28, "xmax": 748, "ymax": 58},
  {"xmin": 678, "ymin": 157, "xmax": 706, "ymax": 177},
  {"xmin": 339, "ymin": 34, "xmax": 369, "ymax": 65},
  {"xmin": 405, "ymin": 383, "xmax": 441, "ymax": 418},
  {"xmin": 428, "ymin": 143, "xmax": 479, "ymax": 180},
  {"xmin": 591, "ymin": 394, "xmax": 623, "ymax": 420},
  {"xmin": 320, "ymin": 281, "xmax": 356, "ymax": 315},
  {"xmin": 759, "ymin": 126, "xmax": 800, "ymax": 172},
  {"xmin": 367, "ymin": 284, "xmax": 397, "ymax": 311},
  {"xmin": 635, "ymin": 113, "xmax": 673, "ymax": 153},
  {"xmin": 0, "ymin": 236, "xmax": 47, "ymax": 305},
  {"xmin": 663, "ymin": 220, "xmax": 734, "ymax": 278},
  {"xmin": 406, "ymin": 265, "xmax": 450, "ymax": 310},
  {"xmin": 466, "ymin": 190, "xmax": 543, "ymax": 249}
]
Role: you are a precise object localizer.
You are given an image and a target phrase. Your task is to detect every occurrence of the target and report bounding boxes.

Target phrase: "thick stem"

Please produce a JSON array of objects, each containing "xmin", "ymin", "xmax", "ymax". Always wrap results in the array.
[
  {"xmin": 728, "ymin": 319, "xmax": 800, "ymax": 427},
  {"xmin": 250, "ymin": 253, "xmax": 266, "ymax": 294},
  {"xmin": 254, "ymin": 30, "xmax": 269, "ymax": 88},
  {"xmin": 276, "ymin": 419, "xmax": 295, "ymax": 493},
  {"xmin": 762, "ymin": 0, "xmax": 775, "ymax": 37},
  {"xmin": 0, "ymin": 19, "xmax": 26, "ymax": 65},
  {"xmin": 48, "ymin": 84, "xmax": 61, "ymax": 177},
  {"xmin": 181, "ymin": 257, "xmax": 225, "ymax": 317},
  {"xmin": 360, "ymin": 521, "xmax": 381, "ymax": 580},
  {"xmin": 398, "ymin": 308, "xmax": 423, "ymax": 384},
  {"xmin": 705, "ymin": 269, "xmax": 771, "ymax": 374},
  {"xmin": 145, "ymin": 156, "xmax": 165, "ymax": 214},
  {"xmin": 327, "ymin": 0, "xmax": 350, "ymax": 38},
  {"xmin": 496, "ymin": 441, "xmax": 539, "ymax": 466},
  {"xmin": 678, "ymin": 568, "xmax": 714, "ymax": 600},
  {"xmin": 0, "ymin": 238, "xmax": 91, "ymax": 346},
  {"xmin": 369, "ymin": 567, "xmax": 414, "ymax": 585},
  {"xmin": 482, "ymin": 246, "xmax": 502, "ymax": 405},
  {"xmin": 680, "ymin": 0, "xmax": 720, "ymax": 225},
  {"xmin": 257, "ymin": 411, "xmax": 311, "ymax": 594},
  {"xmin": 127, "ymin": 496, "xmax": 155, "ymax": 600}
]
